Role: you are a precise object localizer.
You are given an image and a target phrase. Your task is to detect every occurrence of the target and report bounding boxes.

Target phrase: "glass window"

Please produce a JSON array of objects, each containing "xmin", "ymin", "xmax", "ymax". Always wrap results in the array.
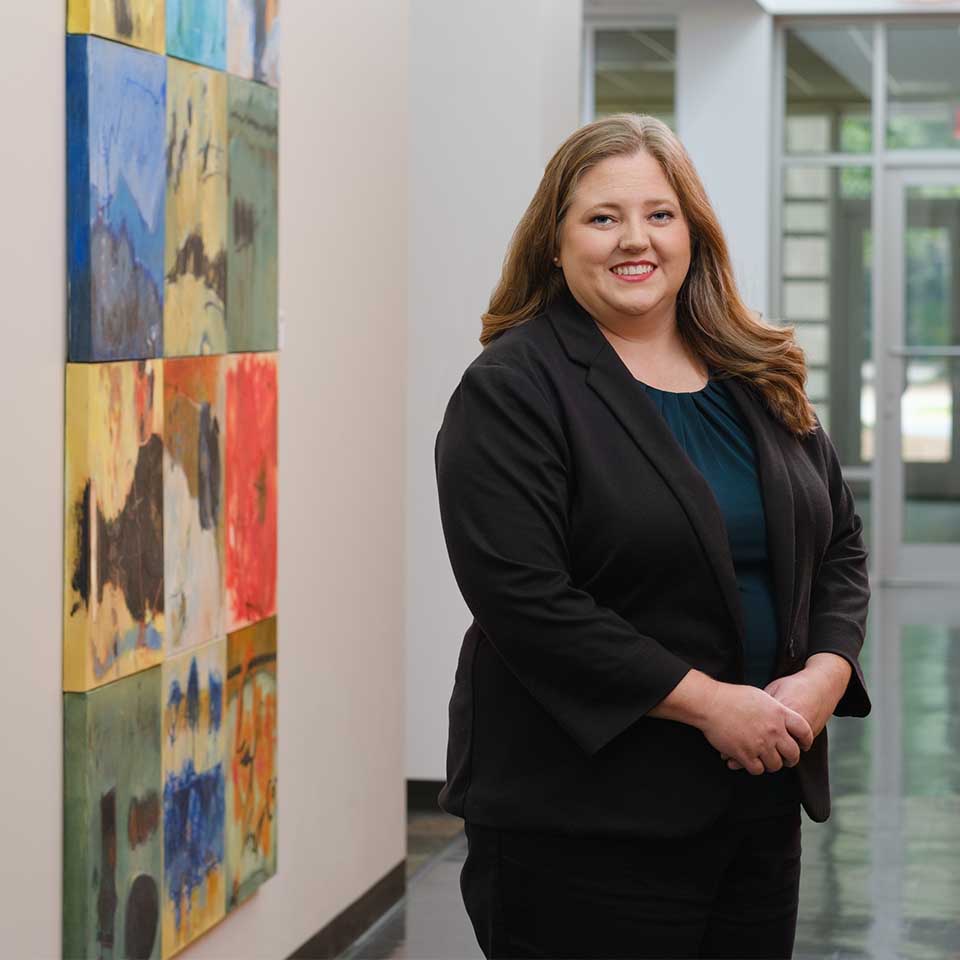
[
  {"xmin": 785, "ymin": 25, "xmax": 872, "ymax": 155},
  {"xmin": 780, "ymin": 166, "xmax": 873, "ymax": 466},
  {"xmin": 887, "ymin": 24, "xmax": 960, "ymax": 151},
  {"xmin": 593, "ymin": 29, "xmax": 675, "ymax": 127},
  {"xmin": 898, "ymin": 184, "xmax": 960, "ymax": 542}
]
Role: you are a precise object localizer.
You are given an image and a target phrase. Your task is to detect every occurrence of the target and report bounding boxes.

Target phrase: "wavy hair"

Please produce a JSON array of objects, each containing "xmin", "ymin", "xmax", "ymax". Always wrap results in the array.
[{"xmin": 480, "ymin": 113, "xmax": 818, "ymax": 437}]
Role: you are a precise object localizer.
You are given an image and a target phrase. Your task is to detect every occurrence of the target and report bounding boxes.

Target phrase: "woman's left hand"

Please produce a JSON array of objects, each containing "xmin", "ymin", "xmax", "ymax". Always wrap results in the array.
[{"xmin": 722, "ymin": 655, "xmax": 850, "ymax": 770}]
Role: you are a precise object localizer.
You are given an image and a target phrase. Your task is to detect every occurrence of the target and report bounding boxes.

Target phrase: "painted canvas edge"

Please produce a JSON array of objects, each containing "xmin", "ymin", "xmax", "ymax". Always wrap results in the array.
[
  {"xmin": 66, "ymin": 0, "xmax": 91, "ymax": 35},
  {"xmin": 63, "ymin": 363, "xmax": 91, "ymax": 692},
  {"xmin": 66, "ymin": 36, "xmax": 92, "ymax": 362},
  {"xmin": 62, "ymin": 692, "xmax": 90, "ymax": 957}
]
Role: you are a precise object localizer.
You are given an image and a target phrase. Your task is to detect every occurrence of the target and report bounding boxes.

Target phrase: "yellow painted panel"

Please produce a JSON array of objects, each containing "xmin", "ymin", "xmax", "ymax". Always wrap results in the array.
[
  {"xmin": 164, "ymin": 61, "xmax": 228, "ymax": 357},
  {"xmin": 67, "ymin": 0, "xmax": 166, "ymax": 54},
  {"xmin": 63, "ymin": 361, "xmax": 165, "ymax": 692}
]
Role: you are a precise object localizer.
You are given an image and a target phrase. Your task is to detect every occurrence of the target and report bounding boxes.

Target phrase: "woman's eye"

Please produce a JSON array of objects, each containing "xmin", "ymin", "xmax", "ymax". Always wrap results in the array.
[{"xmin": 591, "ymin": 212, "xmax": 673, "ymax": 225}]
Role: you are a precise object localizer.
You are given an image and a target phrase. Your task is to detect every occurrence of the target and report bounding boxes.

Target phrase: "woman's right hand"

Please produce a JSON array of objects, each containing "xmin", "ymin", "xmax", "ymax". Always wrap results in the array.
[{"xmin": 697, "ymin": 680, "xmax": 814, "ymax": 775}]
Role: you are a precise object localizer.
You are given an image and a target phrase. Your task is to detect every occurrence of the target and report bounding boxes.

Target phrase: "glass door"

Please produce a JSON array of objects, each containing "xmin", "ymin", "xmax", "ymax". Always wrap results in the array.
[{"xmin": 878, "ymin": 169, "xmax": 960, "ymax": 584}]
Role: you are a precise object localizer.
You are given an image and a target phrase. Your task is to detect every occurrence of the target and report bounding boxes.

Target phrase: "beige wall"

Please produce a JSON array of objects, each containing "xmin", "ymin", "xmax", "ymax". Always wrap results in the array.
[
  {"xmin": 0, "ymin": 1, "xmax": 408, "ymax": 956},
  {"xmin": 0, "ymin": 2, "xmax": 66, "ymax": 955}
]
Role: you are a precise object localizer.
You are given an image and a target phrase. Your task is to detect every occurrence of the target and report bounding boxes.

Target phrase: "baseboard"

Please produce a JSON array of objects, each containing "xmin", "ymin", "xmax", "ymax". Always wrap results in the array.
[
  {"xmin": 287, "ymin": 860, "xmax": 405, "ymax": 959},
  {"xmin": 407, "ymin": 778, "xmax": 444, "ymax": 812}
]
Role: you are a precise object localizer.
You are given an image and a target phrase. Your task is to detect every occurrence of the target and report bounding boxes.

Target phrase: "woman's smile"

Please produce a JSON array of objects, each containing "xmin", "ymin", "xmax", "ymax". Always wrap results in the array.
[{"xmin": 610, "ymin": 261, "xmax": 657, "ymax": 282}]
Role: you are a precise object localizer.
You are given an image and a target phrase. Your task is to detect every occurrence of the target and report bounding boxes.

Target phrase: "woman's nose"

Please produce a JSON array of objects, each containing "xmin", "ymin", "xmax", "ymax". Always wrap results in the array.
[{"xmin": 619, "ymin": 223, "xmax": 651, "ymax": 251}]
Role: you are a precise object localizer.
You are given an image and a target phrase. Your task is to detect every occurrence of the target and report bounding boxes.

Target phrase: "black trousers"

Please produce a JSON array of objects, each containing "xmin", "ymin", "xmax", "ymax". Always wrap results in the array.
[{"xmin": 460, "ymin": 805, "xmax": 802, "ymax": 960}]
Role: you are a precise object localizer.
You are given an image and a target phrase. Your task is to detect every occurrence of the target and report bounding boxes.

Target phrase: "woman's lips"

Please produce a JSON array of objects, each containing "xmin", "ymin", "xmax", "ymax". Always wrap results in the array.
[{"xmin": 610, "ymin": 266, "xmax": 657, "ymax": 283}]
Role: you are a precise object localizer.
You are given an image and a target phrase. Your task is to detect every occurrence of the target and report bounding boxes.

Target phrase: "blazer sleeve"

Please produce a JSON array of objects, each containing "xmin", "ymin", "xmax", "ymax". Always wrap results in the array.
[
  {"xmin": 805, "ymin": 414, "xmax": 872, "ymax": 717},
  {"xmin": 434, "ymin": 360, "xmax": 694, "ymax": 757}
]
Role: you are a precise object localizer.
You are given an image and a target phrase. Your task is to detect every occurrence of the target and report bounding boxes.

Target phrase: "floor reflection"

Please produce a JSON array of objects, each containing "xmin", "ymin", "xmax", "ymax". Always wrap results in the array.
[{"xmin": 342, "ymin": 584, "xmax": 960, "ymax": 959}]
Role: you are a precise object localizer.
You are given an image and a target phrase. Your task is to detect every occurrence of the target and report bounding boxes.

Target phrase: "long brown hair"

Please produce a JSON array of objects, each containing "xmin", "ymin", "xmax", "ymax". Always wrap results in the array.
[{"xmin": 480, "ymin": 113, "xmax": 818, "ymax": 438}]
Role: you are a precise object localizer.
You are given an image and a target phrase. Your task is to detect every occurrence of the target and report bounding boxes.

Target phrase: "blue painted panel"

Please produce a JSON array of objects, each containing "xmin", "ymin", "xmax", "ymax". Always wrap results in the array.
[
  {"xmin": 167, "ymin": 0, "xmax": 227, "ymax": 71},
  {"xmin": 66, "ymin": 35, "xmax": 166, "ymax": 361}
]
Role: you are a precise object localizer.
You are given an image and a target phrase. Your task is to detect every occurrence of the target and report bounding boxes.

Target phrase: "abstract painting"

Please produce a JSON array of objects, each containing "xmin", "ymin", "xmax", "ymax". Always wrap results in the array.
[
  {"xmin": 226, "ymin": 76, "xmax": 278, "ymax": 352},
  {"xmin": 164, "ymin": 59, "xmax": 228, "ymax": 357},
  {"xmin": 67, "ymin": 36, "xmax": 166, "ymax": 362},
  {"xmin": 68, "ymin": 0, "xmax": 166, "ymax": 54},
  {"xmin": 225, "ymin": 617, "xmax": 277, "ymax": 910},
  {"xmin": 164, "ymin": 357, "xmax": 225, "ymax": 655},
  {"xmin": 64, "ymin": 360, "xmax": 165, "ymax": 693},
  {"xmin": 225, "ymin": 353, "xmax": 277, "ymax": 632},
  {"xmin": 64, "ymin": 1, "xmax": 282, "ymax": 948},
  {"xmin": 167, "ymin": 0, "xmax": 227, "ymax": 70},
  {"xmin": 227, "ymin": 0, "xmax": 279, "ymax": 87},
  {"xmin": 64, "ymin": 667, "xmax": 163, "ymax": 960},
  {"xmin": 162, "ymin": 639, "xmax": 227, "ymax": 957}
]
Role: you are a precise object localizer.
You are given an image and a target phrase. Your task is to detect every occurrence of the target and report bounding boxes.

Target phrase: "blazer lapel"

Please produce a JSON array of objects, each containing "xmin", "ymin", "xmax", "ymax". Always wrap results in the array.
[
  {"xmin": 547, "ymin": 288, "xmax": 796, "ymax": 665},
  {"xmin": 546, "ymin": 289, "xmax": 746, "ymax": 652}
]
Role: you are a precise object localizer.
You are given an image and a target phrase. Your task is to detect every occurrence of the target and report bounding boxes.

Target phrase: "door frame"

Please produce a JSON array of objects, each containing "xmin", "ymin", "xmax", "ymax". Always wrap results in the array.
[{"xmin": 875, "ymin": 166, "xmax": 960, "ymax": 585}]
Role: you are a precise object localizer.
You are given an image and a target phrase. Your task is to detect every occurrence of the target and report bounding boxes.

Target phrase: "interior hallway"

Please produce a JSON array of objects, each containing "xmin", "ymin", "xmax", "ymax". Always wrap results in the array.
[{"xmin": 343, "ymin": 583, "xmax": 960, "ymax": 960}]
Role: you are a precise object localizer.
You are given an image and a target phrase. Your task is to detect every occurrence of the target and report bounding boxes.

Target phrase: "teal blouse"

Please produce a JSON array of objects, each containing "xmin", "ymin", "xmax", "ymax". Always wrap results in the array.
[{"xmin": 637, "ymin": 374, "xmax": 800, "ymax": 819}]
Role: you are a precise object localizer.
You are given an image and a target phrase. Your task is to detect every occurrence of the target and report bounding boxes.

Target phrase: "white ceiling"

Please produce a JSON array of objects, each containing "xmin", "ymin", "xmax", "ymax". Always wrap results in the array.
[
  {"xmin": 585, "ymin": 0, "xmax": 960, "ymax": 14},
  {"xmin": 752, "ymin": 0, "xmax": 960, "ymax": 13}
]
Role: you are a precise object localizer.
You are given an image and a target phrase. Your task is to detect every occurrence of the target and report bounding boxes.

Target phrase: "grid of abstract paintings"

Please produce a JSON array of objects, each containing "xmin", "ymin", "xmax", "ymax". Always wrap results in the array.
[{"xmin": 62, "ymin": 3, "xmax": 279, "ymax": 958}]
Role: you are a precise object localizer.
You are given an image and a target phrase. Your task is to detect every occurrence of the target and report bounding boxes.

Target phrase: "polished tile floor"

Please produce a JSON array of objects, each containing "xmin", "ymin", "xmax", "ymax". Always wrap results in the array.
[{"xmin": 343, "ymin": 585, "xmax": 960, "ymax": 959}]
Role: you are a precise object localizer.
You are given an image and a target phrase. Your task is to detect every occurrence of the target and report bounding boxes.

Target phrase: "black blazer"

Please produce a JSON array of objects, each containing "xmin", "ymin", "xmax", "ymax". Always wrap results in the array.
[{"xmin": 434, "ymin": 286, "xmax": 871, "ymax": 837}]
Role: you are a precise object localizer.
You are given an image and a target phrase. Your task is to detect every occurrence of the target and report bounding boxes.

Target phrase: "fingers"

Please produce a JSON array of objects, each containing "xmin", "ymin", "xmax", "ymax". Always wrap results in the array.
[
  {"xmin": 724, "ymin": 734, "xmax": 802, "ymax": 771},
  {"xmin": 760, "ymin": 746, "xmax": 784, "ymax": 773},
  {"xmin": 742, "ymin": 755, "xmax": 765, "ymax": 775},
  {"xmin": 778, "ymin": 736, "xmax": 801, "ymax": 768},
  {"xmin": 782, "ymin": 707, "xmax": 815, "ymax": 751}
]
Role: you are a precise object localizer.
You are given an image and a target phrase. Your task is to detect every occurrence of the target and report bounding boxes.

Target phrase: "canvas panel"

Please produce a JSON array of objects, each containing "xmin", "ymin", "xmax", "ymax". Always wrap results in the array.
[
  {"xmin": 224, "ymin": 353, "xmax": 277, "ymax": 632},
  {"xmin": 227, "ymin": 0, "xmax": 279, "ymax": 87},
  {"xmin": 226, "ymin": 76, "xmax": 278, "ymax": 352},
  {"xmin": 167, "ymin": 0, "xmax": 227, "ymax": 70},
  {"xmin": 164, "ymin": 60, "xmax": 228, "ymax": 357},
  {"xmin": 68, "ymin": 0, "xmax": 166, "ymax": 54},
  {"xmin": 161, "ymin": 638, "xmax": 227, "ymax": 957},
  {"xmin": 64, "ymin": 360, "xmax": 165, "ymax": 692},
  {"xmin": 225, "ymin": 617, "xmax": 277, "ymax": 910},
  {"xmin": 67, "ymin": 36, "xmax": 166, "ymax": 361},
  {"xmin": 63, "ymin": 668, "xmax": 163, "ymax": 960},
  {"xmin": 164, "ymin": 356, "xmax": 226, "ymax": 655}
]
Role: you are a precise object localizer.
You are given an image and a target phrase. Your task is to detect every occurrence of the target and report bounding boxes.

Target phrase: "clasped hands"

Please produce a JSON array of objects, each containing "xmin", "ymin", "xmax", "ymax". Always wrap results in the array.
[{"xmin": 704, "ymin": 654, "xmax": 851, "ymax": 776}]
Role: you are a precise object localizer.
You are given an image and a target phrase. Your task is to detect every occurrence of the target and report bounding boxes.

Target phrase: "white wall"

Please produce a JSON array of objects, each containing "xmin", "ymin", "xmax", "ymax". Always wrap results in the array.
[
  {"xmin": 675, "ymin": 0, "xmax": 774, "ymax": 316},
  {"xmin": 0, "ymin": 1, "xmax": 408, "ymax": 956},
  {"xmin": 406, "ymin": 0, "xmax": 583, "ymax": 780},
  {"xmin": 584, "ymin": 0, "xmax": 774, "ymax": 314}
]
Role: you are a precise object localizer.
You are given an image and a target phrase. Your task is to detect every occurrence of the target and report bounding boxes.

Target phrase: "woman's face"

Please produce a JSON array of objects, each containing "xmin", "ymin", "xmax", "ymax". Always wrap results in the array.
[{"xmin": 556, "ymin": 150, "xmax": 692, "ymax": 330}]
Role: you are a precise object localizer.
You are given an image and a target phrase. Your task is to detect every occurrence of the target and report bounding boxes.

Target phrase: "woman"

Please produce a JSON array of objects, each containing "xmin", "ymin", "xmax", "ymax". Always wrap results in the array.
[{"xmin": 433, "ymin": 114, "xmax": 871, "ymax": 959}]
